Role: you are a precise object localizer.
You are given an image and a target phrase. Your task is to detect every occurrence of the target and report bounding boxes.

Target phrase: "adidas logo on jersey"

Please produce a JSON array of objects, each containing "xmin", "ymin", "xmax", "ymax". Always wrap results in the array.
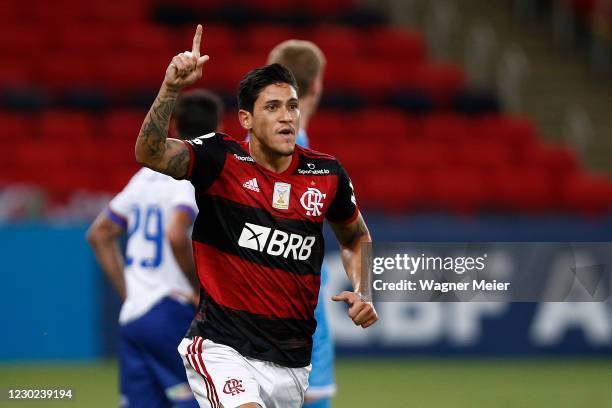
[
  {"xmin": 237, "ymin": 222, "xmax": 316, "ymax": 261},
  {"xmin": 242, "ymin": 178, "xmax": 260, "ymax": 192}
]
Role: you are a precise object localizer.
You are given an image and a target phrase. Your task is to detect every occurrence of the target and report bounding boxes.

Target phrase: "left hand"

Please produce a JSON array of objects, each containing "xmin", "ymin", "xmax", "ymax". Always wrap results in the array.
[{"xmin": 332, "ymin": 291, "xmax": 378, "ymax": 328}]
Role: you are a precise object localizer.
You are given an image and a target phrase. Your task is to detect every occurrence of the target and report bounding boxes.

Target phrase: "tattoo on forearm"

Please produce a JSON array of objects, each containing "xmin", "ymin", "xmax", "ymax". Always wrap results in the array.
[
  {"xmin": 166, "ymin": 145, "xmax": 189, "ymax": 176},
  {"xmin": 138, "ymin": 93, "xmax": 177, "ymax": 159}
]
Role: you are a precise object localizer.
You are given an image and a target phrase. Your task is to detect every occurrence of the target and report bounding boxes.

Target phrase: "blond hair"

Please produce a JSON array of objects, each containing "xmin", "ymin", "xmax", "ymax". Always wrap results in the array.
[{"xmin": 267, "ymin": 40, "xmax": 326, "ymax": 98}]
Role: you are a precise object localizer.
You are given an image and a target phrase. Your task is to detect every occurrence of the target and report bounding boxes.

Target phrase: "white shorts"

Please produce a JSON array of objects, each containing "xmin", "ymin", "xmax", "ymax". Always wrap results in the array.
[{"xmin": 178, "ymin": 336, "xmax": 311, "ymax": 408}]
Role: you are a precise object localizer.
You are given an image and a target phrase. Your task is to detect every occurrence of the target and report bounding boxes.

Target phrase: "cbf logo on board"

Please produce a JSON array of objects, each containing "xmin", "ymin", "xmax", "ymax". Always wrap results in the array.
[{"xmin": 300, "ymin": 187, "xmax": 326, "ymax": 216}]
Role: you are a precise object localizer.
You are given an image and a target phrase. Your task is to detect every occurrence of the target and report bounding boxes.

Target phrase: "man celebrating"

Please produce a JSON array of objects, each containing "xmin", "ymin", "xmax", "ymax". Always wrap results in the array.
[
  {"xmin": 135, "ymin": 25, "xmax": 377, "ymax": 408},
  {"xmin": 268, "ymin": 39, "xmax": 336, "ymax": 408}
]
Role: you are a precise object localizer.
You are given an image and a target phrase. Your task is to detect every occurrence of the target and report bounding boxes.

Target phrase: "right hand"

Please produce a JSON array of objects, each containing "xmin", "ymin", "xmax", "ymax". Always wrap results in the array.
[{"xmin": 164, "ymin": 24, "xmax": 209, "ymax": 91}]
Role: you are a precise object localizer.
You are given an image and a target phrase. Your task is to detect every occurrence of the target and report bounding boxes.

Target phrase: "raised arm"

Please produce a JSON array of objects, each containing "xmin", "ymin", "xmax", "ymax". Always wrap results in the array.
[
  {"xmin": 135, "ymin": 24, "xmax": 210, "ymax": 178},
  {"xmin": 329, "ymin": 212, "xmax": 378, "ymax": 329}
]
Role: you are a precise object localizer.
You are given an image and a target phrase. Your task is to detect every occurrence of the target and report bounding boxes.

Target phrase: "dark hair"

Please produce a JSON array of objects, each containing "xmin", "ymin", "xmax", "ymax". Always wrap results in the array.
[
  {"xmin": 237, "ymin": 63, "xmax": 298, "ymax": 113},
  {"xmin": 174, "ymin": 89, "xmax": 224, "ymax": 139}
]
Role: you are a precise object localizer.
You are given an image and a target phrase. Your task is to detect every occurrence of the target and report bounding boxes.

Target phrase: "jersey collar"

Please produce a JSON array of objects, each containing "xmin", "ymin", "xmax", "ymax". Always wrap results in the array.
[{"xmin": 240, "ymin": 140, "xmax": 299, "ymax": 177}]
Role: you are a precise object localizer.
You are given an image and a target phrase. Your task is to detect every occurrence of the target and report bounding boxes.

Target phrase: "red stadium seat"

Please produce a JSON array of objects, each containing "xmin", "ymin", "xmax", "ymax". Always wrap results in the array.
[
  {"xmin": 108, "ymin": 164, "xmax": 140, "ymax": 192},
  {"xmin": 340, "ymin": 61, "xmax": 402, "ymax": 99},
  {"xmin": 15, "ymin": 140, "xmax": 70, "ymax": 168},
  {"xmin": 0, "ymin": 156, "xmax": 20, "ymax": 183},
  {"xmin": 491, "ymin": 167, "xmax": 561, "ymax": 212},
  {"xmin": 308, "ymin": 111, "xmax": 352, "ymax": 147},
  {"xmin": 563, "ymin": 173, "xmax": 612, "ymax": 214},
  {"xmin": 337, "ymin": 140, "xmax": 387, "ymax": 170},
  {"xmin": 0, "ymin": 112, "xmax": 34, "ymax": 140},
  {"xmin": 0, "ymin": 58, "xmax": 34, "ymax": 89},
  {"xmin": 204, "ymin": 54, "xmax": 264, "ymax": 93},
  {"xmin": 397, "ymin": 140, "xmax": 451, "ymax": 170},
  {"xmin": 307, "ymin": 0, "xmax": 357, "ymax": 17},
  {"xmin": 176, "ymin": 0, "xmax": 226, "ymax": 13},
  {"xmin": 221, "ymin": 111, "xmax": 244, "ymax": 140},
  {"xmin": 3, "ymin": 4, "xmax": 609, "ymax": 215},
  {"xmin": 0, "ymin": 24, "xmax": 52, "ymax": 57},
  {"xmin": 87, "ymin": 1, "xmax": 147, "ymax": 22},
  {"xmin": 41, "ymin": 164, "xmax": 100, "ymax": 198},
  {"xmin": 26, "ymin": 0, "xmax": 146, "ymax": 23},
  {"xmin": 354, "ymin": 167, "xmax": 431, "ymax": 211},
  {"xmin": 318, "ymin": 58, "xmax": 350, "ymax": 92},
  {"xmin": 39, "ymin": 55, "xmax": 101, "ymax": 93},
  {"xmin": 0, "ymin": 0, "xmax": 19, "ymax": 24},
  {"xmin": 99, "ymin": 53, "xmax": 171, "ymax": 96},
  {"xmin": 201, "ymin": 58, "xmax": 237, "ymax": 93},
  {"xmin": 521, "ymin": 143, "xmax": 579, "ymax": 175},
  {"xmin": 353, "ymin": 109, "xmax": 413, "ymax": 141},
  {"xmin": 451, "ymin": 140, "xmax": 515, "ymax": 170},
  {"xmin": 241, "ymin": 0, "xmax": 300, "ymax": 13},
  {"xmin": 243, "ymin": 26, "xmax": 294, "ymax": 55},
  {"xmin": 307, "ymin": 26, "xmax": 360, "ymax": 57},
  {"xmin": 104, "ymin": 110, "xmax": 148, "ymax": 140},
  {"xmin": 55, "ymin": 24, "xmax": 118, "ymax": 56},
  {"xmin": 38, "ymin": 110, "xmax": 97, "ymax": 141},
  {"xmin": 175, "ymin": 25, "xmax": 236, "ymax": 57},
  {"xmin": 429, "ymin": 167, "xmax": 489, "ymax": 212},
  {"xmin": 412, "ymin": 63, "xmax": 465, "ymax": 107},
  {"xmin": 120, "ymin": 25, "xmax": 173, "ymax": 53},
  {"xmin": 365, "ymin": 27, "xmax": 426, "ymax": 63},
  {"xmin": 422, "ymin": 114, "xmax": 473, "ymax": 141},
  {"xmin": 474, "ymin": 115, "xmax": 537, "ymax": 147},
  {"xmin": 90, "ymin": 139, "xmax": 136, "ymax": 167}
]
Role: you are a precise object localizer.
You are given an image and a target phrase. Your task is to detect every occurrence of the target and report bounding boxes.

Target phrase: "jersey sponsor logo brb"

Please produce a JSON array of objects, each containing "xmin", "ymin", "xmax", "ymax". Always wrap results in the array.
[{"xmin": 237, "ymin": 222, "xmax": 315, "ymax": 261}]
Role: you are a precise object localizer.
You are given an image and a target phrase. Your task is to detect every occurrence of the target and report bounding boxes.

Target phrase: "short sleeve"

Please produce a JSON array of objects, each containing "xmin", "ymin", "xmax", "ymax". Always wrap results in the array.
[
  {"xmin": 171, "ymin": 180, "xmax": 198, "ymax": 221},
  {"xmin": 107, "ymin": 187, "xmax": 133, "ymax": 229},
  {"xmin": 326, "ymin": 162, "xmax": 359, "ymax": 224},
  {"xmin": 182, "ymin": 132, "xmax": 227, "ymax": 191}
]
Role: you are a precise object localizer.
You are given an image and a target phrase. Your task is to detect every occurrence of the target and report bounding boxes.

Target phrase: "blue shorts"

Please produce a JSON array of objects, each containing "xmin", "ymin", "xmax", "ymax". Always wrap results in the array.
[
  {"xmin": 306, "ymin": 265, "xmax": 336, "ymax": 405},
  {"xmin": 119, "ymin": 296, "xmax": 198, "ymax": 408}
]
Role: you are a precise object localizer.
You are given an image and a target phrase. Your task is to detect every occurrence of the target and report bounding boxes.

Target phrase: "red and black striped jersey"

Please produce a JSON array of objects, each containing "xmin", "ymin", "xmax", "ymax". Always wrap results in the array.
[{"xmin": 180, "ymin": 132, "xmax": 358, "ymax": 368}]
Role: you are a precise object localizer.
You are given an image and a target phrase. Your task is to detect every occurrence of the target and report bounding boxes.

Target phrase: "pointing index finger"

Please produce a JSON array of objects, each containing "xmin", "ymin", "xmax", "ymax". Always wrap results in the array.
[
  {"xmin": 192, "ymin": 24, "xmax": 202, "ymax": 57},
  {"xmin": 332, "ymin": 291, "xmax": 355, "ymax": 305}
]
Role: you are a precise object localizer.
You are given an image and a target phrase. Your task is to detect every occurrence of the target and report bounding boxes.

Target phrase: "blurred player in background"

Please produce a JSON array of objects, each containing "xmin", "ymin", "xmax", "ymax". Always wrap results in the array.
[
  {"xmin": 267, "ymin": 39, "xmax": 336, "ymax": 408},
  {"xmin": 134, "ymin": 25, "xmax": 377, "ymax": 408},
  {"xmin": 87, "ymin": 89, "xmax": 223, "ymax": 408}
]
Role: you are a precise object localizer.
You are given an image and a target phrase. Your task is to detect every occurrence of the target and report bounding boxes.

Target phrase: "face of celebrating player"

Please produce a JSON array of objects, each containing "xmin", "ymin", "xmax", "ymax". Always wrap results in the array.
[{"xmin": 242, "ymin": 83, "xmax": 300, "ymax": 157}]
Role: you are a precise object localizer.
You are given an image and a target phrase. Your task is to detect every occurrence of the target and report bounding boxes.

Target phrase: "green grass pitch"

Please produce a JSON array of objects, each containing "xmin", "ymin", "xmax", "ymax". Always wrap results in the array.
[{"xmin": 1, "ymin": 358, "xmax": 611, "ymax": 407}]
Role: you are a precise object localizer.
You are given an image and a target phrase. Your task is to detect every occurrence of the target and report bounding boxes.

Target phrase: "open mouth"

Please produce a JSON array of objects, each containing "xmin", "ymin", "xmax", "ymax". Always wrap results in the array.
[{"xmin": 278, "ymin": 128, "xmax": 294, "ymax": 136}]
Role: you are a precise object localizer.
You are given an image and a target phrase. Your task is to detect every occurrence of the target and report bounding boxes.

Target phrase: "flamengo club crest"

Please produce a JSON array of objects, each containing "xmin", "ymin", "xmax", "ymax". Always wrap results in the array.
[
  {"xmin": 223, "ymin": 378, "xmax": 245, "ymax": 396},
  {"xmin": 300, "ymin": 187, "xmax": 326, "ymax": 216}
]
